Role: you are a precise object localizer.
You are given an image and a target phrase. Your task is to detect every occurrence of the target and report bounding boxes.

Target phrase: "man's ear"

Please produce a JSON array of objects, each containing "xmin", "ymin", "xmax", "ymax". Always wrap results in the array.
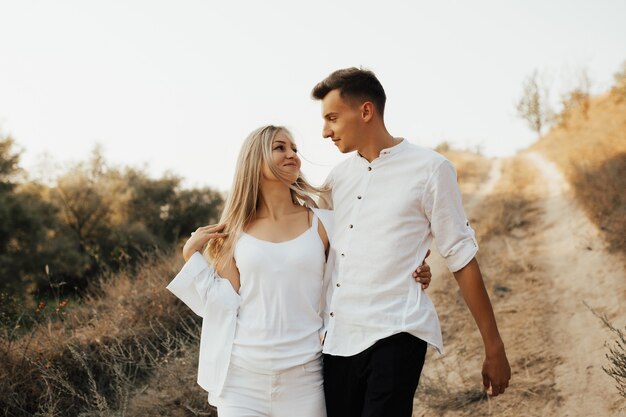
[{"xmin": 361, "ymin": 101, "xmax": 374, "ymax": 122}]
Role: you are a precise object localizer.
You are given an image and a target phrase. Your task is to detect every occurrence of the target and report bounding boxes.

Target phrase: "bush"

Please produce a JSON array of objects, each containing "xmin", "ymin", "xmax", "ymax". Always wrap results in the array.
[{"xmin": 588, "ymin": 304, "xmax": 626, "ymax": 398}]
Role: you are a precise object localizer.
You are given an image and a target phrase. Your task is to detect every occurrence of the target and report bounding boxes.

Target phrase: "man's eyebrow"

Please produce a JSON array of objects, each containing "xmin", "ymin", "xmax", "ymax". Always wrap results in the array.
[{"xmin": 273, "ymin": 140, "xmax": 287, "ymax": 144}]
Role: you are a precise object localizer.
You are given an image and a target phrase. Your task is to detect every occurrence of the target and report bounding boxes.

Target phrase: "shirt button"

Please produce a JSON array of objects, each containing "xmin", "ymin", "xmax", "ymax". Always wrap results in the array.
[
  {"xmin": 341, "ymin": 253, "xmax": 345, "ymax": 257},
  {"xmin": 330, "ymin": 312, "xmax": 335, "ymax": 317},
  {"xmin": 368, "ymin": 167, "xmax": 372, "ymax": 171},
  {"xmin": 336, "ymin": 283, "xmax": 341, "ymax": 287},
  {"xmin": 357, "ymin": 195, "xmax": 362, "ymax": 200},
  {"xmin": 349, "ymin": 224, "xmax": 353, "ymax": 229}
]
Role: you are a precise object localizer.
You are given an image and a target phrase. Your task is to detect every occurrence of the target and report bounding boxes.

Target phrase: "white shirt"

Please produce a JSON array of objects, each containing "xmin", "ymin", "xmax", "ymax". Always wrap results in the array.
[
  {"xmin": 166, "ymin": 208, "xmax": 334, "ymax": 396},
  {"xmin": 322, "ymin": 138, "xmax": 478, "ymax": 357}
]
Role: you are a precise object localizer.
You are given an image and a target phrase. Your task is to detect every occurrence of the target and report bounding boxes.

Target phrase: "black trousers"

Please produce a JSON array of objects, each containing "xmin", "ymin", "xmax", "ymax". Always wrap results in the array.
[{"xmin": 323, "ymin": 332, "xmax": 427, "ymax": 417}]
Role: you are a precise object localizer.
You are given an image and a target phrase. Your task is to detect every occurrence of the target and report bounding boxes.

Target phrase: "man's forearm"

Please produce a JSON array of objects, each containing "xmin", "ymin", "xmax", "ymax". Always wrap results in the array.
[{"xmin": 453, "ymin": 258, "xmax": 504, "ymax": 353}]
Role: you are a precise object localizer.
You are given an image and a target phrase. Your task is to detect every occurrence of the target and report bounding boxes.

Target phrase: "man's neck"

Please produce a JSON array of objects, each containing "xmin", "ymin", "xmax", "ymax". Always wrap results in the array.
[{"xmin": 358, "ymin": 129, "xmax": 399, "ymax": 162}]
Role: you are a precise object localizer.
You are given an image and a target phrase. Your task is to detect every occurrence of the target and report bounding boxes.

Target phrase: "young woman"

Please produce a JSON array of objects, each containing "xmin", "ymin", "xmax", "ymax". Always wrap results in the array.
[{"xmin": 167, "ymin": 125, "xmax": 431, "ymax": 417}]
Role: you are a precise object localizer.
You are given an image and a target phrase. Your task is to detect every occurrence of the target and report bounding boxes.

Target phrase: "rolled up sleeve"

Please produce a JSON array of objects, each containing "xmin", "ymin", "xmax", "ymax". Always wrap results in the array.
[{"xmin": 423, "ymin": 160, "xmax": 478, "ymax": 272}]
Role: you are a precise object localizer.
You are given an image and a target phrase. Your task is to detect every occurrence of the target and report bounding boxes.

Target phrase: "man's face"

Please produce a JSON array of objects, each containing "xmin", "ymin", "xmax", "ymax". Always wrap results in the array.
[{"xmin": 321, "ymin": 89, "xmax": 363, "ymax": 153}]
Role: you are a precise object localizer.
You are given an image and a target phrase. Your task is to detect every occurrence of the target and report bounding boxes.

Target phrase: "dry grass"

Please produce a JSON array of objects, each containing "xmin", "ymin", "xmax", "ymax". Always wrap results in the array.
[
  {"xmin": 125, "ymin": 343, "xmax": 216, "ymax": 417},
  {"xmin": 532, "ymin": 91, "xmax": 626, "ymax": 256},
  {"xmin": 0, "ymin": 252, "xmax": 215, "ymax": 417}
]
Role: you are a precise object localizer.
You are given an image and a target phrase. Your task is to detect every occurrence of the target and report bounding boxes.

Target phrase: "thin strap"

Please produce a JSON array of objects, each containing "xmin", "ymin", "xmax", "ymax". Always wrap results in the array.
[{"xmin": 310, "ymin": 211, "xmax": 318, "ymax": 230}]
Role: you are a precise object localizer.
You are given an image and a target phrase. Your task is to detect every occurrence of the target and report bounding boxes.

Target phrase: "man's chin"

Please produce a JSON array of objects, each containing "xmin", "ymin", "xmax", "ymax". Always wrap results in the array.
[
  {"xmin": 338, "ymin": 145, "xmax": 354, "ymax": 154},
  {"xmin": 334, "ymin": 143, "xmax": 348, "ymax": 153}
]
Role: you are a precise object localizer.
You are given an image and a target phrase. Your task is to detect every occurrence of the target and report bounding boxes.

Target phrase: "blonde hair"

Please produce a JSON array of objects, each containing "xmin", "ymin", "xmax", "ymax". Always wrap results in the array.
[{"xmin": 206, "ymin": 125, "xmax": 329, "ymax": 271}]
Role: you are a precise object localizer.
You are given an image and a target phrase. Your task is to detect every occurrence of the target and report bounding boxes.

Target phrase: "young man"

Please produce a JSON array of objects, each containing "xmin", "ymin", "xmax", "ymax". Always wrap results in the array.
[{"xmin": 312, "ymin": 67, "xmax": 511, "ymax": 417}]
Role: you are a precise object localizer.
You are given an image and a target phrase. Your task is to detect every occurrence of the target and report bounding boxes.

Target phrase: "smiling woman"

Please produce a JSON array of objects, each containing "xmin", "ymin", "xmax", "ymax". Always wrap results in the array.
[
  {"xmin": 204, "ymin": 126, "xmax": 329, "ymax": 276},
  {"xmin": 167, "ymin": 125, "xmax": 328, "ymax": 417}
]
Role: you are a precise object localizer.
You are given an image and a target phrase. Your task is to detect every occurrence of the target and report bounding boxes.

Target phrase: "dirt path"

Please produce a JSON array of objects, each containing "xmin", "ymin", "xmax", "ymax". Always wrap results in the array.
[
  {"xmin": 413, "ymin": 153, "xmax": 625, "ymax": 416},
  {"xmin": 471, "ymin": 158, "xmax": 502, "ymax": 201},
  {"xmin": 523, "ymin": 152, "xmax": 626, "ymax": 416}
]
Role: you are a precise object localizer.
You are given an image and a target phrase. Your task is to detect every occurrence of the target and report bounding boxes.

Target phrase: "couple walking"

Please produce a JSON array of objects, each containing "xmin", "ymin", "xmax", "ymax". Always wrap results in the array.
[{"xmin": 167, "ymin": 67, "xmax": 511, "ymax": 417}]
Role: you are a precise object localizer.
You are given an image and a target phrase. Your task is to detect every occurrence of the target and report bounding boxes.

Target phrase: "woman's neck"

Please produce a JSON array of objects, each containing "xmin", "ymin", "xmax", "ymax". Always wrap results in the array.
[{"xmin": 256, "ymin": 180, "xmax": 299, "ymax": 220}]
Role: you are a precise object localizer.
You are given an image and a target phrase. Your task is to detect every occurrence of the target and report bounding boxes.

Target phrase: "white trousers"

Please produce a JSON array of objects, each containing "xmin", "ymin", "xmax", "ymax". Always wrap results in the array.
[{"xmin": 209, "ymin": 358, "xmax": 327, "ymax": 417}]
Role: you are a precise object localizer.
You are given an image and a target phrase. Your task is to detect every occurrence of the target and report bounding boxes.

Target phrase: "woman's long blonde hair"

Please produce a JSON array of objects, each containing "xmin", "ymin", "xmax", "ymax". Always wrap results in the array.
[{"xmin": 206, "ymin": 125, "xmax": 329, "ymax": 271}]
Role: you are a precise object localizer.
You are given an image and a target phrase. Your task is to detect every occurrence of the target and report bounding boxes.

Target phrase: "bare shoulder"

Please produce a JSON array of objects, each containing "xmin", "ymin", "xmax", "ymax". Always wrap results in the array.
[
  {"xmin": 311, "ymin": 208, "xmax": 333, "ymax": 252},
  {"xmin": 216, "ymin": 256, "xmax": 241, "ymax": 293}
]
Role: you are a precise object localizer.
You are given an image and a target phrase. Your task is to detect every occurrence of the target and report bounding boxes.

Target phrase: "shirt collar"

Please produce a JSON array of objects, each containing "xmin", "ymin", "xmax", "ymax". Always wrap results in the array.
[
  {"xmin": 356, "ymin": 137, "xmax": 407, "ymax": 163},
  {"xmin": 379, "ymin": 137, "xmax": 406, "ymax": 157}
]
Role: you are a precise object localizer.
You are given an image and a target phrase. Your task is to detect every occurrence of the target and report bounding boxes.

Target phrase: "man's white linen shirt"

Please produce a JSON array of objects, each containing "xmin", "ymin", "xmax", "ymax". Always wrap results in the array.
[{"xmin": 322, "ymin": 138, "xmax": 478, "ymax": 357}]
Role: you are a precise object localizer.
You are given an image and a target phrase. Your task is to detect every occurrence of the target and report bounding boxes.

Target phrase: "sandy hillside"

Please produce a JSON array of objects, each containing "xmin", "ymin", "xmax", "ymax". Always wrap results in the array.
[{"xmin": 413, "ymin": 152, "xmax": 626, "ymax": 417}]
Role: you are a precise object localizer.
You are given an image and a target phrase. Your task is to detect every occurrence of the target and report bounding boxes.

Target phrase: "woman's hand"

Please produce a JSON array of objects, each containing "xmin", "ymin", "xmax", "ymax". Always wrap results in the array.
[
  {"xmin": 413, "ymin": 249, "xmax": 432, "ymax": 289},
  {"xmin": 182, "ymin": 224, "xmax": 228, "ymax": 261}
]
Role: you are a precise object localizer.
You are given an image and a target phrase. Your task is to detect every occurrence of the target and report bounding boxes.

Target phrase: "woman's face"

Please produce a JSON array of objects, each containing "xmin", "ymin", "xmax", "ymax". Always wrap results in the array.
[{"xmin": 262, "ymin": 132, "xmax": 301, "ymax": 184}]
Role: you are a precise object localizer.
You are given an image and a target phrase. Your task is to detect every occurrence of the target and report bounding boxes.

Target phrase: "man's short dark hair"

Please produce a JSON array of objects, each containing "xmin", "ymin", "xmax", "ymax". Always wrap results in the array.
[{"xmin": 311, "ymin": 67, "xmax": 386, "ymax": 116}]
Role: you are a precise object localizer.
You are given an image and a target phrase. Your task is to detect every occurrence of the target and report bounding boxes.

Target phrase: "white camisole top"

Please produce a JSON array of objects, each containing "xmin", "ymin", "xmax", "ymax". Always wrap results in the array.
[{"xmin": 230, "ymin": 212, "xmax": 326, "ymax": 372}]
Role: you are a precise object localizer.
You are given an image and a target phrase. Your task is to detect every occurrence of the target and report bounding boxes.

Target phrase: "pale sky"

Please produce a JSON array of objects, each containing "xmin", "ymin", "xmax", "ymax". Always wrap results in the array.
[{"xmin": 1, "ymin": 0, "xmax": 625, "ymax": 190}]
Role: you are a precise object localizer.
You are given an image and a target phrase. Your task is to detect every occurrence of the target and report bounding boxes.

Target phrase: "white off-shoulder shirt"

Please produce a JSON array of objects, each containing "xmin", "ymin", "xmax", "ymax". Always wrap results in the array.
[{"xmin": 166, "ymin": 208, "xmax": 335, "ymax": 396}]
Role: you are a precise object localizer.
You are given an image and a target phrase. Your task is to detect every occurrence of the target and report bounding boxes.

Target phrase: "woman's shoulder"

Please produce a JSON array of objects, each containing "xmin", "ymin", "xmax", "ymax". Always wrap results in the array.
[
  {"xmin": 311, "ymin": 208, "xmax": 334, "ymax": 238},
  {"xmin": 311, "ymin": 207, "xmax": 333, "ymax": 218},
  {"xmin": 311, "ymin": 207, "xmax": 332, "ymax": 213}
]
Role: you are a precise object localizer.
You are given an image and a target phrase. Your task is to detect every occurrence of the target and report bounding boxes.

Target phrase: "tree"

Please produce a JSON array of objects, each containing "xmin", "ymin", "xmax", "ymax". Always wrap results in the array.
[
  {"xmin": 47, "ymin": 148, "xmax": 156, "ymax": 287},
  {"xmin": 516, "ymin": 70, "xmax": 554, "ymax": 139},
  {"xmin": 0, "ymin": 138, "xmax": 57, "ymax": 299},
  {"xmin": 166, "ymin": 187, "xmax": 224, "ymax": 242},
  {"xmin": 124, "ymin": 169, "xmax": 180, "ymax": 244},
  {"xmin": 0, "ymin": 137, "xmax": 21, "ymax": 184},
  {"xmin": 52, "ymin": 151, "xmax": 117, "ymax": 271}
]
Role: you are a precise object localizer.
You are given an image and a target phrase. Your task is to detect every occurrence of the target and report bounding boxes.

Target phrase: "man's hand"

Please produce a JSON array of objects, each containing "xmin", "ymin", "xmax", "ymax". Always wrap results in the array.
[
  {"xmin": 182, "ymin": 224, "xmax": 228, "ymax": 261},
  {"xmin": 482, "ymin": 343, "xmax": 511, "ymax": 396},
  {"xmin": 412, "ymin": 249, "xmax": 432, "ymax": 289}
]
